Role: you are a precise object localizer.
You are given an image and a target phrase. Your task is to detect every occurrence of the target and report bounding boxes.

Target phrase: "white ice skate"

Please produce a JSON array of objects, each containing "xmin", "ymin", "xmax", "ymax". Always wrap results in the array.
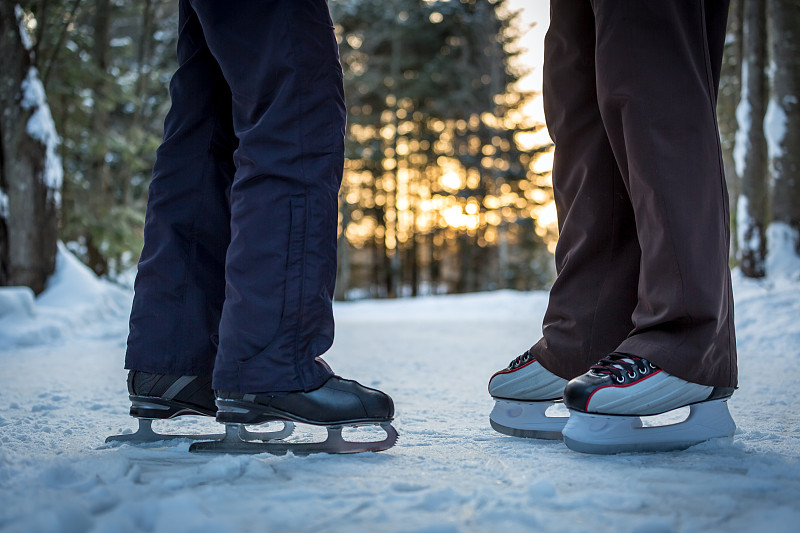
[
  {"xmin": 562, "ymin": 354, "xmax": 736, "ymax": 454},
  {"xmin": 488, "ymin": 351, "xmax": 569, "ymax": 439}
]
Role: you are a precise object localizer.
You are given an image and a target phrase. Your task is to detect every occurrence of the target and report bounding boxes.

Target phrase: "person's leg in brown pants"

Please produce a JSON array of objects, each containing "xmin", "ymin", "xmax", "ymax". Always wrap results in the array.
[
  {"xmin": 489, "ymin": 1, "xmax": 737, "ymax": 450},
  {"xmin": 536, "ymin": 0, "xmax": 737, "ymax": 388}
]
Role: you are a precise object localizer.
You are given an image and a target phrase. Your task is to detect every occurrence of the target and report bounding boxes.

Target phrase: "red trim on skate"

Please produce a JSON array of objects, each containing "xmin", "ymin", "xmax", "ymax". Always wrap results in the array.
[
  {"xmin": 584, "ymin": 369, "xmax": 662, "ymax": 412},
  {"xmin": 491, "ymin": 359, "xmax": 537, "ymax": 377}
]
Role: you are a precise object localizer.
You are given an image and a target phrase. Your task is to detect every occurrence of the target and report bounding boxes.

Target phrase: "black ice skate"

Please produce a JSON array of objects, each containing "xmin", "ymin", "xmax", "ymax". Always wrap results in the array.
[
  {"xmin": 106, "ymin": 371, "xmax": 294, "ymax": 444},
  {"xmin": 561, "ymin": 354, "xmax": 736, "ymax": 454},
  {"xmin": 189, "ymin": 376, "xmax": 398, "ymax": 455},
  {"xmin": 488, "ymin": 350, "xmax": 569, "ymax": 439}
]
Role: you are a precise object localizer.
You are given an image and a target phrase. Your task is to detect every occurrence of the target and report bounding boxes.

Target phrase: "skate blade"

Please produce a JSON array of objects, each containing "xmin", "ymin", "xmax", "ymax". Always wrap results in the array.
[
  {"xmin": 188, "ymin": 422, "xmax": 398, "ymax": 456},
  {"xmin": 105, "ymin": 418, "xmax": 294, "ymax": 444},
  {"xmin": 562, "ymin": 399, "xmax": 736, "ymax": 454},
  {"xmin": 489, "ymin": 399, "xmax": 567, "ymax": 440},
  {"xmin": 105, "ymin": 419, "xmax": 224, "ymax": 444}
]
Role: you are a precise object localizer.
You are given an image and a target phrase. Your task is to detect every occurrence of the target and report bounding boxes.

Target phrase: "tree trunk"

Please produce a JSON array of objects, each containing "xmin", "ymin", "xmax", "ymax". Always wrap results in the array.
[
  {"xmin": 0, "ymin": 3, "xmax": 61, "ymax": 294},
  {"xmin": 120, "ymin": 0, "xmax": 155, "ymax": 207},
  {"xmin": 86, "ymin": 0, "xmax": 112, "ymax": 276},
  {"xmin": 719, "ymin": 0, "xmax": 743, "ymax": 260},
  {"xmin": 737, "ymin": 0, "xmax": 769, "ymax": 278},
  {"xmin": 767, "ymin": 0, "xmax": 800, "ymax": 257}
]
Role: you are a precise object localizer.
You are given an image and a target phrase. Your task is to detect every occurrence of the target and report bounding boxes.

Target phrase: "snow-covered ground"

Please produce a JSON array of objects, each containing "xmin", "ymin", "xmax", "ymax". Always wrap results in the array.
[{"xmin": 1, "ymin": 247, "xmax": 799, "ymax": 533}]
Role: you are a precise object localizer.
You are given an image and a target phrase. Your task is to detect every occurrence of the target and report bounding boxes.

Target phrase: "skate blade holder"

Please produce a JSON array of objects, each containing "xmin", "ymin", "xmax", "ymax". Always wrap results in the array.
[
  {"xmin": 489, "ymin": 399, "xmax": 568, "ymax": 440},
  {"xmin": 188, "ymin": 421, "xmax": 399, "ymax": 456},
  {"xmin": 105, "ymin": 418, "xmax": 295, "ymax": 445},
  {"xmin": 562, "ymin": 399, "xmax": 736, "ymax": 454}
]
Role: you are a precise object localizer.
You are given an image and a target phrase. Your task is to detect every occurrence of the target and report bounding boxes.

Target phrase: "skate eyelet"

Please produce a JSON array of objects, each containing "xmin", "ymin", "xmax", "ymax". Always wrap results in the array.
[
  {"xmin": 614, "ymin": 375, "xmax": 625, "ymax": 383},
  {"xmin": 627, "ymin": 371, "xmax": 636, "ymax": 379},
  {"xmin": 649, "ymin": 362, "xmax": 657, "ymax": 369}
]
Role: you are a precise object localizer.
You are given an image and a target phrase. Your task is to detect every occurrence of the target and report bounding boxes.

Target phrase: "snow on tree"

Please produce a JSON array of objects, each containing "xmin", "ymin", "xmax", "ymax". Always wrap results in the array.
[
  {"xmin": 766, "ymin": 0, "xmax": 800, "ymax": 277},
  {"xmin": 0, "ymin": 3, "xmax": 61, "ymax": 293},
  {"xmin": 735, "ymin": 0, "xmax": 769, "ymax": 278},
  {"xmin": 20, "ymin": 67, "xmax": 63, "ymax": 206},
  {"xmin": 719, "ymin": 0, "xmax": 742, "ymax": 260}
]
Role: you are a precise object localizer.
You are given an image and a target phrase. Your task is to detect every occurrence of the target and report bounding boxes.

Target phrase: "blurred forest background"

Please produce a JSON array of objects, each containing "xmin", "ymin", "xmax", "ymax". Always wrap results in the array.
[{"xmin": 1, "ymin": 0, "xmax": 799, "ymax": 299}]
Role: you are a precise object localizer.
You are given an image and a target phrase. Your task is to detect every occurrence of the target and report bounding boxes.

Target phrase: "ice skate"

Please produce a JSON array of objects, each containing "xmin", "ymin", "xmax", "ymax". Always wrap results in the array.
[
  {"xmin": 562, "ymin": 354, "xmax": 736, "ymax": 454},
  {"xmin": 189, "ymin": 376, "xmax": 398, "ymax": 455},
  {"xmin": 106, "ymin": 371, "xmax": 294, "ymax": 444},
  {"xmin": 488, "ymin": 350, "xmax": 569, "ymax": 439}
]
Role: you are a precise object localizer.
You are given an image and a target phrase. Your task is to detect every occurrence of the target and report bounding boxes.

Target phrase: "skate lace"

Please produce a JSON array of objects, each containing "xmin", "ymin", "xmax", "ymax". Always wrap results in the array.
[
  {"xmin": 590, "ymin": 353, "xmax": 658, "ymax": 383},
  {"xmin": 507, "ymin": 350, "xmax": 533, "ymax": 370}
]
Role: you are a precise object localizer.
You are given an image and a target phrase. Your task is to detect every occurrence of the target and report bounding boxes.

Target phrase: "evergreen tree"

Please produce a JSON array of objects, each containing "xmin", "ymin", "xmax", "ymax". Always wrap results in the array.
[
  {"xmin": 332, "ymin": 0, "xmax": 551, "ymax": 297},
  {"xmin": 17, "ymin": 0, "xmax": 178, "ymax": 277}
]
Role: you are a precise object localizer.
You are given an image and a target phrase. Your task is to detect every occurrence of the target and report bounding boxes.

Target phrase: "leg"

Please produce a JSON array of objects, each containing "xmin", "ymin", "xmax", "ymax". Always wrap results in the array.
[
  {"xmin": 178, "ymin": 2, "xmax": 397, "ymax": 455},
  {"xmin": 109, "ymin": 0, "xmax": 243, "ymax": 443},
  {"xmin": 531, "ymin": 0, "xmax": 640, "ymax": 379},
  {"xmin": 187, "ymin": 0, "xmax": 343, "ymax": 393},
  {"xmin": 126, "ymin": 0, "xmax": 236, "ymax": 376},
  {"xmin": 487, "ymin": 0, "xmax": 640, "ymax": 438},
  {"xmin": 592, "ymin": 0, "xmax": 737, "ymax": 388}
]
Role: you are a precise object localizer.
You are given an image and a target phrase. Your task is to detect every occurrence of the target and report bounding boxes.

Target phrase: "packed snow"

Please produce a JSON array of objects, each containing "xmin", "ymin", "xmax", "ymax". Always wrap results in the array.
[{"xmin": 0, "ymin": 246, "xmax": 799, "ymax": 533}]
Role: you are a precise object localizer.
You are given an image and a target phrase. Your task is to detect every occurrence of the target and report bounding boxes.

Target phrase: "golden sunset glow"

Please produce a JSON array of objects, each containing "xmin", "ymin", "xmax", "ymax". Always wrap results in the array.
[{"xmin": 337, "ymin": 0, "xmax": 559, "ymax": 289}]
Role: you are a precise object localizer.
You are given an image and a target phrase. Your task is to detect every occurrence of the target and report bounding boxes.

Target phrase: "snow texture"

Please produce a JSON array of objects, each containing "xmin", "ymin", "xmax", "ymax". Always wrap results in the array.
[
  {"xmin": 0, "ymin": 189, "xmax": 9, "ymax": 220},
  {"xmin": 734, "ymin": 61, "xmax": 750, "ymax": 179},
  {"xmin": 764, "ymin": 78, "xmax": 787, "ymax": 165},
  {"xmin": 20, "ymin": 67, "xmax": 64, "ymax": 206},
  {"xmin": 736, "ymin": 194, "xmax": 762, "ymax": 255},
  {"xmin": 0, "ymin": 247, "xmax": 799, "ymax": 533},
  {"xmin": 14, "ymin": 5, "xmax": 33, "ymax": 52}
]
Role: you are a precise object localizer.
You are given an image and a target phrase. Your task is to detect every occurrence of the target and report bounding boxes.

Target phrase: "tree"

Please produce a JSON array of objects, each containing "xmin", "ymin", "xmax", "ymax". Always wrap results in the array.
[
  {"xmin": 0, "ymin": 3, "xmax": 61, "ymax": 293},
  {"xmin": 767, "ymin": 0, "xmax": 800, "ymax": 258},
  {"xmin": 27, "ymin": 0, "xmax": 177, "ymax": 277},
  {"xmin": 719, "ymin": 0, "xmax": 742, "ymax": 260},
  {"xmin": 736, "ymin": 0, "xmax": 769, "ymax": 278},
  {"xmin": 332, "ymin": 0, "xmax": 551, "ymax": 298}
]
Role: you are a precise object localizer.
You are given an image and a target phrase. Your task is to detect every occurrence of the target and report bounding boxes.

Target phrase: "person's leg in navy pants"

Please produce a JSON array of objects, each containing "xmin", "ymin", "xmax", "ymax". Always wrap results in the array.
[{"xmin": 126, "ymin": 0, "xmax": 344, "ymax": 394}]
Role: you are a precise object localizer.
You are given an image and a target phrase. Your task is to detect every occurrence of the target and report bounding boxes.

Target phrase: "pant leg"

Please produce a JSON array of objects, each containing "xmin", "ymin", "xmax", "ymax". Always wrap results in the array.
[
  {"xmin": 592, "ymin": 0, "xmax": 737, "ymax": 388},
  {"xmin": 125, "ymin": 0, "xmax": 236, "ymax": 376},
  {"xmin": 188, "ymin": 0, "xmax": 344, "ymax": 393},
  {"xmin": 531, "ymin": 0, "xmax": 641, "ymax": 380}
]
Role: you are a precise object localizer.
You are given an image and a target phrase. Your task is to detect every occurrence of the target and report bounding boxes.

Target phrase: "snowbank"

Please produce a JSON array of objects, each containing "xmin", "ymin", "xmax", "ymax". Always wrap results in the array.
[{"xmin": 0, "ymin": 242, "xmax": 131, "ymax": 347}]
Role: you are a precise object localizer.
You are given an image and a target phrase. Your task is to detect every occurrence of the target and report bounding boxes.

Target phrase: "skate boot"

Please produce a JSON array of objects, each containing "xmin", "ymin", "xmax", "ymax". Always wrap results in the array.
[
  {"xmin": 562, "ymin": 353, "xmax": 736, "ymax": 454},
  {"xmin": 189, "ymin": 376, "xmax": 398, "ymax": 455},
  {"xmin": 106, "ymin": 371, "xmax": 293, "ymax": 444},
  {"xmin": 488, "ymin": 350, "xmax": 569, "ymax": 439}
]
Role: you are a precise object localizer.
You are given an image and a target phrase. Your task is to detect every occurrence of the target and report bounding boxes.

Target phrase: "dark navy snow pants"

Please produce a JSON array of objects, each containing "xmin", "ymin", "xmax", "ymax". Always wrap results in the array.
[{"xmin": 125, "ymin": 0, "xmax": 343, "ymax": 393}]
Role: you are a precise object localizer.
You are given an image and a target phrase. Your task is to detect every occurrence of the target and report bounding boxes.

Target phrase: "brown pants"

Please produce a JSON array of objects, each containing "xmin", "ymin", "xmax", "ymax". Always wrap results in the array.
[{"xmin": 531, "ymin": 0, "xmax": 737, "ymax": 388}]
